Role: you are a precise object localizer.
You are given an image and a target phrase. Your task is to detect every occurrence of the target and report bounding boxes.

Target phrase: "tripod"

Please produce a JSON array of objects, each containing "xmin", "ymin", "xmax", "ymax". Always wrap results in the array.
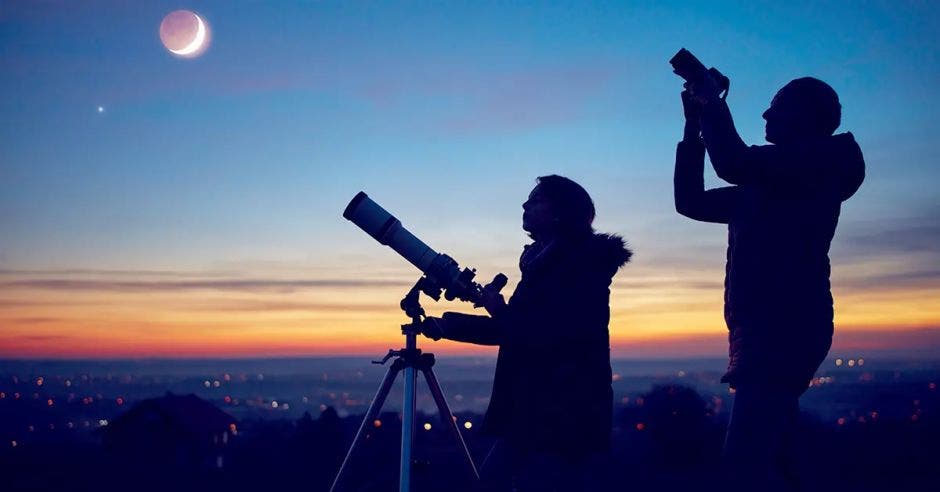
[{"xmin": 329, "ymin": 278, "xmax": 479, "ymax": 492}]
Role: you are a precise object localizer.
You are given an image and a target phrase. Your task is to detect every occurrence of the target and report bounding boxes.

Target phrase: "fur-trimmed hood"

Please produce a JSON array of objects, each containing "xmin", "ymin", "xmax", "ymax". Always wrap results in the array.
[
  {"xmin": 587, "ymin": 232, "xmax": 633, "ymax": 273},
  {"xmin": 521, "ymin": 232, "xmax": 632, "ymax": 278}
]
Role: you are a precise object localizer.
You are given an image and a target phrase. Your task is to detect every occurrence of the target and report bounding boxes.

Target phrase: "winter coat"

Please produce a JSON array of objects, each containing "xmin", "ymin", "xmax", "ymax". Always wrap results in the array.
[
  {"xmin": 675, "ymin": 99, "xmax": 865, "ymax": 394},
  {"xmin": 440, "ymin": 233, "xmax": 631, "ymax": 458}
]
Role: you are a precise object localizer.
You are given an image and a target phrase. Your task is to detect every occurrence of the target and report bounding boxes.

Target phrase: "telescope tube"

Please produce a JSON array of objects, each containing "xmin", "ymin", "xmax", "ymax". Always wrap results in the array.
[{"xmin": 343, "ymin": 192, "xmax": 439, "ymax": 273}]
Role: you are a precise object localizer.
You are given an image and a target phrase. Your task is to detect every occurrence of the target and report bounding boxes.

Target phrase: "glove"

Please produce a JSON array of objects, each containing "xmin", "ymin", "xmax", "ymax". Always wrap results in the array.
[{"xmin": 419, "ymin": 317, "xmax": 446, "ymax": 341}]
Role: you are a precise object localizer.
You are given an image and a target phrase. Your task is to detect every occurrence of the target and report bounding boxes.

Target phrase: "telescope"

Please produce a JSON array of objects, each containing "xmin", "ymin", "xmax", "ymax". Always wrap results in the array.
[
  {"xmin": 334, "ymin": 191, "xmax": 506, "ymax": 492},
  {"xmin": 343, "ymin": 191, "xmax": 507, "ymax": 305}
]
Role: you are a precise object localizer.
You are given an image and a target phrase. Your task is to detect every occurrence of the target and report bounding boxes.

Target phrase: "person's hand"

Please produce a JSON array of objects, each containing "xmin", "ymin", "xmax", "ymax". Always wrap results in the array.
[
  {"xmin": 419, "ymin": 316, "xmax": 446, "ymax": 341},
  {"xmin": 686, "ymin": 72, "xmax": 722, "ymax": 104},
  {"xmin": 480, "ymin": 291, "xmax": 507, "ymax": 317}
]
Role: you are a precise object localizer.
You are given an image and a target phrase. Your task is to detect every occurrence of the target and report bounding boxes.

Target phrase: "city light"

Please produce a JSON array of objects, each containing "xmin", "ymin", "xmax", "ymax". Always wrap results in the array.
[
  {"xmin": 463, "ymin": 421, "xmax": 472, "ymax": 429},
  {"xmin": 635, "ymin": 423, "xmax": 646, "ymax": 431},
  {"xmin": 271, "ymin": 401, "xmax": 279, "ymax": 409},
  {"xmin": 373, "ymin": 419, "xmax": 382, "ymax": 428},
  {"xmin": 423, "ymin": 423, "xmax": 432, "ymax": 431},
  {"xmin": 835, "ymin": 358, "xmax": 844, "ymax": 366}
]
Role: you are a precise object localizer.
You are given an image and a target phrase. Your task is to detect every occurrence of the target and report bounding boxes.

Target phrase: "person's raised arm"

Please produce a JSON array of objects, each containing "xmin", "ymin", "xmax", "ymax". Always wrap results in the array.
[
  {"xmin": 698, "ymin": 95, "xmax": 752, "ymax": 185},
  {"xmin": 675, "ymin": 90, "xmax": 739, "ymax": 224}
]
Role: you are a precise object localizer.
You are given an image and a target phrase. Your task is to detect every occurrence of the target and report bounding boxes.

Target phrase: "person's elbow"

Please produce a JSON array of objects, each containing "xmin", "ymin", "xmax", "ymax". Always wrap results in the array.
[
  {"xmin": 713, "ymin": 165, "xmax": 745, "ymax": 185},
  {"xmin": 674, "ymin": 195, "xmax": 700, "ymax": 220},
  {"xmin": 704, "ymin": 143, "xmax": 753, "ymax": 185}
]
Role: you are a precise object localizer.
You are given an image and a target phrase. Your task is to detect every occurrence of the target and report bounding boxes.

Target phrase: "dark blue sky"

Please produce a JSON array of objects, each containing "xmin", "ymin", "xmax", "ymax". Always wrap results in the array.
[{"xmin": 1, "ymin": 1, "xmax": 938, "ymax": 357}]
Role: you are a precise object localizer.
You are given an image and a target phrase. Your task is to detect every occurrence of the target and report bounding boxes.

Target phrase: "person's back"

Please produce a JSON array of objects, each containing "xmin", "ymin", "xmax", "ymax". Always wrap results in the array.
[{"xmin": 487, "ymin": 231, "xmax": 626, "ymax": 454}]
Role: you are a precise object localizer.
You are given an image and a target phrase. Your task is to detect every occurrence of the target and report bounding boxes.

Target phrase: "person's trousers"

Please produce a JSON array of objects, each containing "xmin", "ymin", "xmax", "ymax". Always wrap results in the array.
[
  {"xmin": 723, "ymin": 384, "xmax": 802, "ymax": 492},
  {"xmin": 478, "ymin": 439, "xmax": 610, "ymax": 492}
]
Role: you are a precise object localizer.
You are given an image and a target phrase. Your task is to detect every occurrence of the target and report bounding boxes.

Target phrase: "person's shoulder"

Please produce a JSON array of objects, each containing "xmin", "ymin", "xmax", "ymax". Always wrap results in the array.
[{"xmin": 578, "ymin": 233, "xmax": 632, "ymax": 277}]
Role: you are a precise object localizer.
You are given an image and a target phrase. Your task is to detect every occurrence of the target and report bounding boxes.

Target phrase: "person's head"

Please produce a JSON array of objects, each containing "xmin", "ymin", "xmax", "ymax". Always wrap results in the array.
[
  {"xmin": 762, "ymin": 77, "xmax": 841, "ymax": 144},
  {"xmin": 522, "ymin": 175, "xmax": 595, "ymax": 241}
]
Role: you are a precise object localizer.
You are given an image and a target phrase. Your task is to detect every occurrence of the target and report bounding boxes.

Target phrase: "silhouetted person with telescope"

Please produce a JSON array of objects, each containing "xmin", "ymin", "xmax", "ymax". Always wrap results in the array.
[
  {"xmin": 673, "ymin": 54, "xmax": 865, "ymax": 490},
  {"xmin": 419, "ymin": 175, "xmax": 632, "ymax": 492}
]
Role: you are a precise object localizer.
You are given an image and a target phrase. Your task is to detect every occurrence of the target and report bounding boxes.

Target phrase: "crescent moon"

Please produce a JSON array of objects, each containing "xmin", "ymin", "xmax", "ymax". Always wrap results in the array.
[{"xmin": 169, "ymin": 13, "xmax": 206, "ymax": 56}]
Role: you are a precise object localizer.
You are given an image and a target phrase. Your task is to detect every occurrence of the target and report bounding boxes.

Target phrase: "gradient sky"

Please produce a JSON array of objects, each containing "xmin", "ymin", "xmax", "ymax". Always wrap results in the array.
[{"xmin": 2, "ymin": 1, "xmax": 939, "ymax": 359}]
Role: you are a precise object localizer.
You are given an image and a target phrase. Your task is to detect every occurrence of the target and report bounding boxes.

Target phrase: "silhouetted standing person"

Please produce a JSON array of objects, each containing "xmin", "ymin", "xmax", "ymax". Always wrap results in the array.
[
  {"xmin": 420, "ymin": 175, "xmax": 632, "ymax": 492},
  {"xmin": 675, "ymin": 76, "xmax": 865, "ymax": 491}
]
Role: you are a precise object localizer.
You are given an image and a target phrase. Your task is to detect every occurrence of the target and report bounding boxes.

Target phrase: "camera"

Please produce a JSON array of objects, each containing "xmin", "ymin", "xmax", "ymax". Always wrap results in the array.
[{"xmin": 670, "ymin": 48, "xmax": 730, "ymax": 97}]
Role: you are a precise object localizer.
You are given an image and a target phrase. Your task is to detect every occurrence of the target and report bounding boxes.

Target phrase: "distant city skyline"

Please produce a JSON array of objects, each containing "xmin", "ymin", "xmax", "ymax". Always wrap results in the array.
[{"xmin": 2, "ymin": 1, "xmax": 939, "ymax": 358}]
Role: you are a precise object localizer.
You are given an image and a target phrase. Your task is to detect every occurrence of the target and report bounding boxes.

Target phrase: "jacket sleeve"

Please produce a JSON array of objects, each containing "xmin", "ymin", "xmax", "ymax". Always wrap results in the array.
[
  {"xmin": 440, "ymin": 312, "xmax": 505, "ymax": 346},
  {"xmin": 699, "ymin": 99, "xmax": 752, "ymax": 185},
  {"xmin": 674, "ymin": 138, "xmax": 739, "ymax": 224},
  {"xmin": 700, "ymin": 99, "xmax": 859, "ymax": 191}
]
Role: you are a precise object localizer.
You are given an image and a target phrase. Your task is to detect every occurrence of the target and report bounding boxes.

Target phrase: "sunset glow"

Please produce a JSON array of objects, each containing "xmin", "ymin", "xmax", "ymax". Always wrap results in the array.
[{"xmin": 1, "ymin": 2, "xmax": 938, "ymax": 359}]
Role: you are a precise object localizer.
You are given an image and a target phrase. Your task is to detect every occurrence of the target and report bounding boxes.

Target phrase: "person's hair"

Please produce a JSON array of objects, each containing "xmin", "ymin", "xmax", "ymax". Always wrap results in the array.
[
  {"xmin": 780, "ymin": 77, "xmax": 842, "ymax": 136},
  {"xmin": 535, "ymin": 174, "xmax": 595, "ymax": 236}
]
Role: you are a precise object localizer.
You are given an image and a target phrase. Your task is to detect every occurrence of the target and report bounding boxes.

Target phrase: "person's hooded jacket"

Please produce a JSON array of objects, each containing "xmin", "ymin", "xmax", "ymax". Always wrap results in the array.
[
  {"xmin": 675, "ymin": 99, "xmax": 865, "ymax": 393},
  {"xmin": 439, "ymin": 232, "xmax": 631, "ymax": 458}
]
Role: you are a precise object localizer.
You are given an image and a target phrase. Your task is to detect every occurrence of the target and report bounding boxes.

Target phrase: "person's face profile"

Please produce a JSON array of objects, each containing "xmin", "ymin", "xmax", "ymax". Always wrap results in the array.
[
  {"xmin": 762, "ymin": 89, "xmax": 801, "ymax": 144},
  {"xmin": 522, "ymin": 185, "xmax": 555, "ymax": 239}
]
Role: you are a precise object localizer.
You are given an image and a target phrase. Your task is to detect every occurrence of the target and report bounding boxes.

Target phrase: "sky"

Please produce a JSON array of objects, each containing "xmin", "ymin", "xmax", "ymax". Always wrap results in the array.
[{"xmin": 1, "ymin": 1, "xmax": 939, "ymax": 359}]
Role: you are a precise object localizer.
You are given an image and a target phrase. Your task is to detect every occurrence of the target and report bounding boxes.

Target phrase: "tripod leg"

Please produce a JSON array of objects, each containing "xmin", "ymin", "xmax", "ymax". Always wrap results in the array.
[
  {"xmin": 330, "ymin": 362, "xmax": 402, "ymax": 492},
  {"xmin": 421, "ymin": 367, "xmax": 480, "ymax": 481},
  {"xmin": 400, "ymin": 364, "xmax": 417, "ymax": 492}
]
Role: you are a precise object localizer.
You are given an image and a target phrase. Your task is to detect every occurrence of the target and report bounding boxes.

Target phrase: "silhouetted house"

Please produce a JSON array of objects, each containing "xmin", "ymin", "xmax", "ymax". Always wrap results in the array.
[{"xmin": 101, "ymin": 393, "xmax": 237, "ymax": 471}]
